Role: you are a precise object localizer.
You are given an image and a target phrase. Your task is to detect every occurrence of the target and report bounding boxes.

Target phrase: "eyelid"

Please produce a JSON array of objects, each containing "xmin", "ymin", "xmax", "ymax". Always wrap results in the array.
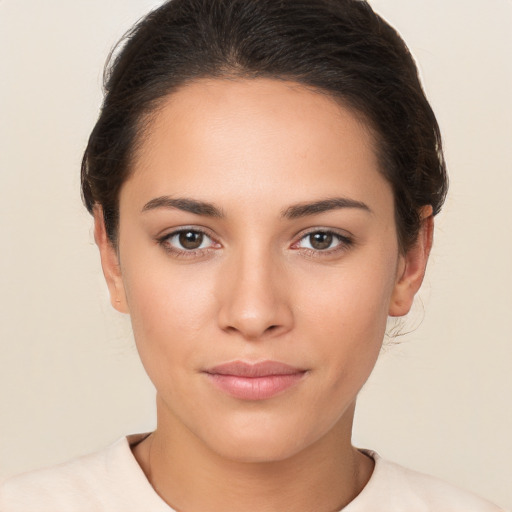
[
  {"xmin": 155, "ymin": 225, "xmax": 354, "ymax": 259},
  {"xmin": 156, "ymin": 226, "xmax": 222, "ymax": 257},
  {"xmin": 154, "ymin": 223, "xmax": 218, "ymax": 240},
  {"xmin": 293, "ymin": 226, "xmax": 354, "ymax": 243},
  {"xmin": 290, "ymin": 227, "xmax": 355, "ymax": 253}
]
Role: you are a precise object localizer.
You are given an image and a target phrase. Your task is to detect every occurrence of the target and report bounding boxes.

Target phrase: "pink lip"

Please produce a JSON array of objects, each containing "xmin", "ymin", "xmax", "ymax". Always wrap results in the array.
[{"xmin": 203, "ymin": 361, "xmax": 307, "ymax": 400}]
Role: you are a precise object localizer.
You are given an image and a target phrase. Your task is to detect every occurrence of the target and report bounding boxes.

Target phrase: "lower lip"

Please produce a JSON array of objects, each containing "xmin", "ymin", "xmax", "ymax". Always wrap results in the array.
[{"xmin": 205, "ymin": 373, "xmax": 306, "ymax": 400}]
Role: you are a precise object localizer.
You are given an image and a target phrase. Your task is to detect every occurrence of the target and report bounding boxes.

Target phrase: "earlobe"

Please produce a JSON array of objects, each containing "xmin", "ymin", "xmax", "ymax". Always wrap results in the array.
[
  {"xmin": 93, "ymin": 206, "xmax": 129, "ymax": 314},
  {"xmin": 389, "ymin": 206, "xmax": 434, "ymax": 317}
]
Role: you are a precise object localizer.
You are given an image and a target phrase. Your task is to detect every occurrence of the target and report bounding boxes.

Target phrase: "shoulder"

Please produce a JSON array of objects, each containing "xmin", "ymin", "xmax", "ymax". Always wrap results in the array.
[
  {"xmin": 0, "ymin": 438, "xmax": 126, "ymax": 511},
  {"xmin": 345, "ymin": 450, "xmax": 506, "ymax": 512},
  {"xmin": 0, "ymin": 435, "xmax": 171, "ymax": 512}
]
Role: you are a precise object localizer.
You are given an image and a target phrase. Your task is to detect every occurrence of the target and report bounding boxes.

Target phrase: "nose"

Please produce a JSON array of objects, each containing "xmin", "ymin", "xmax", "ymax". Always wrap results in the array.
[{"xmin": 216, "ymin": 247, "xmax": 294, "ymax": 341}]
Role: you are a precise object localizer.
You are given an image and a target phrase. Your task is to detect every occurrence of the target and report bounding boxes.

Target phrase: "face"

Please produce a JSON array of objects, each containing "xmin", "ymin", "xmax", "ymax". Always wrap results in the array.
[{"xmin": 97, "ymin": 78, "xmax": 430, "ymax": 463}]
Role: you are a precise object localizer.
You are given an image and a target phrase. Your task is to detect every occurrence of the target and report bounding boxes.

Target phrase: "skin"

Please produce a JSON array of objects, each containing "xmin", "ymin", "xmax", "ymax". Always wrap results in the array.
[{"xmin": 95, "ymin": 78, "xmax": 433, "ymax": 512}]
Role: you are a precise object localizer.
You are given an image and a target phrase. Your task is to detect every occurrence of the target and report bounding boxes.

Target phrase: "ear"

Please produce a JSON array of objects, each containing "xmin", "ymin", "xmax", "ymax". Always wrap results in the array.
[
  {"xmin": 389, "ymin": 206, "xmax": 434, "ymax": 317},
  {"xmin": 93, "ymin": 206, "xmax": 129, "ymax": 314}
]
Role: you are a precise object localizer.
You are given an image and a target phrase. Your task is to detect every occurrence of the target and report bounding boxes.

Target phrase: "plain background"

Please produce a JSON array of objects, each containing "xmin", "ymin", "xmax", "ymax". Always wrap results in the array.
[{"xmin": 0, "ymin": 0, "xmax": 511, "ymax": 509}]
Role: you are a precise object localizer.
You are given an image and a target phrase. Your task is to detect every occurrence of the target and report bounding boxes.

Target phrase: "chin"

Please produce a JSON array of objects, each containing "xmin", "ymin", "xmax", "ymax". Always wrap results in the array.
[
  {"xmin": 193, "ymin": 413, "xmax": 325, "ymax": 464},
  {"xmin": 209, "ymin": 432, "xmax": 308, "ymax": 464}
]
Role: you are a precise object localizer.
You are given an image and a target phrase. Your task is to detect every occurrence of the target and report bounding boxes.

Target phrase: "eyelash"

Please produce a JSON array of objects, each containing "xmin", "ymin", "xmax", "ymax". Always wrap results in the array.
[
  {"xmin": 156, "ymin": 227, "xmax": 354, "ymax": 259},
  {"xmin": 291, "ymin": 229, "xmax": 354, "ymax": 258},
  {"xmin": 156, "ymin": 227, "xmax": 220, "ymax": 259}
]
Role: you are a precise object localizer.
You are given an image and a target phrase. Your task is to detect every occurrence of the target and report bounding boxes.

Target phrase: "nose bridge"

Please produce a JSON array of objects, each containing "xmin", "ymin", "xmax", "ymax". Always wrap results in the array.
[{"xmin": 217, "ymin": 240, "xmax": 293, "ymax": 340}]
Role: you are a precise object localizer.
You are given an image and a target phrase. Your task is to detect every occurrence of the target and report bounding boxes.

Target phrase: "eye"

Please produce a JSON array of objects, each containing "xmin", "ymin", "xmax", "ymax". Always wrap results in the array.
[
  {"xmin": 158, "ymin": 228, "xmax": 219, "ymax": 254},
  {"xmin": 294, "ymin": 230, "xmax": 353, "ymax": 253}
]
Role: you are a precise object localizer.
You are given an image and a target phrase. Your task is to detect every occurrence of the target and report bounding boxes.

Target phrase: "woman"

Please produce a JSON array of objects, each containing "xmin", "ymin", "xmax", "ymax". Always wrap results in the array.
[{"xmin": 0, "ymin": 0, "xmax": 506, "ymax": 510}]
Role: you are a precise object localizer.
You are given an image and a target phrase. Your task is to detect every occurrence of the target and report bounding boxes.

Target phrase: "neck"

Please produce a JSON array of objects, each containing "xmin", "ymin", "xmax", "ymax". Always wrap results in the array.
[{"xmin": 133, "ymin": 399, "xmax": 373, "ymax": 512}]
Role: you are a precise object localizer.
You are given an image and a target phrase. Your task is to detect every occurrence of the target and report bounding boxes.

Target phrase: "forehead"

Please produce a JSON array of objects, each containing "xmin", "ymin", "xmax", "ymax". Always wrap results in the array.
[{"xmin": 123, "ymin": 78, "xmax": 391, "ymax": 214}]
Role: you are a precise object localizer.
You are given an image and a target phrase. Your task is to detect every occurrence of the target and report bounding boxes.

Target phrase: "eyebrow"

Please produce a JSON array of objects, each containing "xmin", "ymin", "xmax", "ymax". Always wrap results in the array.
[
  {"xmin": 142, "ymin": 196, "xmax": 225, "ymax": 217},
  {"xmin": 141, "ymin": 195, "xmax": 371, "ymax": 219},
  {"xmin": 281, "ymin": 197, "xmax": 372, "ymax": 219}
]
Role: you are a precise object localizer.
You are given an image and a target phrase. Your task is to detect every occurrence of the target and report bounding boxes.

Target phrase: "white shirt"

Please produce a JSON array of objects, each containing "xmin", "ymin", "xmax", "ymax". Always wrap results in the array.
[{"xmin": 0, "ymin": 434, "xmax": 505, "ymax": 511}]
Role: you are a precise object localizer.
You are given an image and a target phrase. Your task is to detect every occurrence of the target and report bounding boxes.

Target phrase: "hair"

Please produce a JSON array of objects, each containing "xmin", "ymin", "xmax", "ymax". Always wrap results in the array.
[{"xmin": 81, "ymin": 0, "xmax": 448, "ymax": 252}]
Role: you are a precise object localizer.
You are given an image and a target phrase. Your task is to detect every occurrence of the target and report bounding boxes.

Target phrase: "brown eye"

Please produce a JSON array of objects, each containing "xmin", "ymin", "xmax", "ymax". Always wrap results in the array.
[
  {"xmin": 159, "ymin": 228, "xmax": 218, "ymax": 257},
  {"xmin": 178, "ymin": 230, "xmax": 204, "ymax": 250},
  {"xmin": 309, "ymin": 232, "xmax": 333, "ymax": 250},
  {"xmin": 294, "ymin": 230, "xmax": 353, "ymax": 254}
]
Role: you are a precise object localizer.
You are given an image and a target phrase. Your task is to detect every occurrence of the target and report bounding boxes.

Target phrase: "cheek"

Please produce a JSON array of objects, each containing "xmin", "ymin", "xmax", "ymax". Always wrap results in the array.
[
  {"xmin": 300, "ymin": 263, "xmax": 396, "ymax": 342},
  {"xmin": 121, "ymin": 258, "xmax": 218, "ymax": 371},
  {"xmin": 295, "ymin": 255, "xmax": 398, "ymax": 384}
]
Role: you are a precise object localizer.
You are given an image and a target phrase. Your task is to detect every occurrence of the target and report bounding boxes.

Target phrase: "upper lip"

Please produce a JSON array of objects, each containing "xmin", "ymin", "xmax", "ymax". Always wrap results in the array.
[{"xmin": 204, "ymin": 360, "xmax": 306, "ymax": 377}]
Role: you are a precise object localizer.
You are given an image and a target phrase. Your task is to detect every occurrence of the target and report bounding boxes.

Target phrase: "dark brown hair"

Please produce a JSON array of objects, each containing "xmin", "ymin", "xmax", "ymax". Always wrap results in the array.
[{"xmin": 81, "ymin": 0, "xmax": 448, "ymax": 251}]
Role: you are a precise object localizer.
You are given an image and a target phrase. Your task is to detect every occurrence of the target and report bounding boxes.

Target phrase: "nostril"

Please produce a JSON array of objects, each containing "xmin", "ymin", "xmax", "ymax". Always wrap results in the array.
[{"xmin": 217, "ymin": 285, "xmax": 294, "ymax": 339}]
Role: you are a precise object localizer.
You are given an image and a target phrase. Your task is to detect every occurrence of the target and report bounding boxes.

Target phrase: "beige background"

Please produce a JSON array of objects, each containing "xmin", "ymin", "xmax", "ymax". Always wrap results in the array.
[{"xmin": 0, "ymin": 0, "xmax": 511, "ymax": 508}]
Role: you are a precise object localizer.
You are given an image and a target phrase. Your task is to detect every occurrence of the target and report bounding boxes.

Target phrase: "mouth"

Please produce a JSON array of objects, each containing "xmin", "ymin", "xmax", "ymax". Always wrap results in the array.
[{"xmin": 203, "ymin": 360, "xmax": 308, "ymax": 400}]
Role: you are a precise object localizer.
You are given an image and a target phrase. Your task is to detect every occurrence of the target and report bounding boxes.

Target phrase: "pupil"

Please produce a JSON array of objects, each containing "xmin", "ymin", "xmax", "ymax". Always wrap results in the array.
[
  {"xmin": 179, "ymin": 231, "xmax": 203, "ymax": 250},
  {"xmin": 311, "ymin": 232, "xmax": 332, "ymax": 250}
]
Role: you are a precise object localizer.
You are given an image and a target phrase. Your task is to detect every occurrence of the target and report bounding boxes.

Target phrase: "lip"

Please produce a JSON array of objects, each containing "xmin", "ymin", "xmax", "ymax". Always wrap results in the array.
[{"xmin": 203, "ymin": 360, "xmax": 308, "ymax": 400}]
